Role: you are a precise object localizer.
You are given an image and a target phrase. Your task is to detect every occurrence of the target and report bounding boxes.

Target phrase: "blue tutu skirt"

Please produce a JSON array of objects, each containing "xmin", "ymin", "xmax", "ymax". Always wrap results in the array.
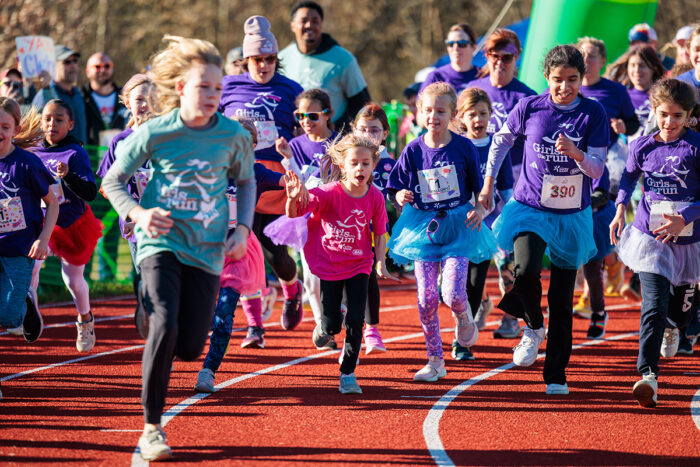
[
  {"xmin": 618, "ymin": 225, "xmax": 700, "ymax": 286},
  {"xmin": 493, "ymin": 199, "xmax": 596, "ymax": 270},
  {"xmin": 388, "ymin": 203, "xmax": 497, "ymax": 265},
  {"xmin": 591, "ymin": 201, "xmax": 616, "ymax": 262}
]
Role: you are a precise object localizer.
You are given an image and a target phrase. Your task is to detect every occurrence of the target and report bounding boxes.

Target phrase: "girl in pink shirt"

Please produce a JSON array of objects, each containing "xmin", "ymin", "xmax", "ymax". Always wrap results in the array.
[{"xmin": 285, "ymin": 133, "xmax": 397, "ymax": 394}]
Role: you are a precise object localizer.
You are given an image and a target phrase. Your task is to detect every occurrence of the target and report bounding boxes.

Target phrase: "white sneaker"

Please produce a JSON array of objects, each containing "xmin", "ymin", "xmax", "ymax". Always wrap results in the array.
[
  {"xmin": 474, "ymin": 298, "xmax": 494, "ymax": 331},
  {"xmin": 453, "ymin": 309, "xmax": 478, "ymax": 347},
  {"xmin": 194, "ymin": 368, "xmax": 215, "ymax": 393},
  {"xmin": 633, "ymin": 373, "xmax": 658, "ymax": 408},
  {"xmin": 7, "ymin": 326, "xmax": 23, "ymax": 336},
  {"xmin": 513, "ymin": 326, "xmax": 545, "ymax": 367},
  {"xmin": 413, "ymin": 357, "xmax": 446, "ymax": 382},
  {"xmin": 76, "ymin": 312, "xmax": 95, "ymax": 353},
  {"xmin": 338, "ymin": 373, "xmax": 362, "ymax": 394},
  {"xmin": 138, "ymin": 426, "xmax": 172, "ymax": 461},
  {"xmin": 660, "ymin": 328, "xmax": 679, "ymax": 358},
  {"xmin": 546, "ymin": 383, "xmax": 569, "ymax": 395}
]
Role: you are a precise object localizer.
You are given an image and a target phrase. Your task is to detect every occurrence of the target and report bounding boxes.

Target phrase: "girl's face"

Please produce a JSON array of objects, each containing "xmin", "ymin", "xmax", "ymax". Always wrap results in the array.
[
  {"xmin": 419, "ymin": 93, "xmax": 455, "ymax": 136},
  {"xmin": 545, "ymin": 65, "xmax": 581, "ymax": 106},
  {"xmin": 41, "ymin": 103, "xmax": 74, "ymax": 145},
  {"xmin": 654, "ymin": 101, "xmax": 688, "ymax": 142},
  {"xmin": 126, "ymin": 83, "xmax": 153, "ymax": 126},
  {"xmin": 248, "ymin": 54, "xmax": 277, "ymax": 84},
  {"xmin": 354, "ymin": 117, "xmax": 387, "ymax": 146},
  {"xmin": 689, "ymin": 35, "xmax": 700, "ymax": 72},
  {"xmin": 340, "ymin": 146, "xmax": 375, "ymax": 188},
  {"xmin": 580, "ymin": 42, "xmax": 604, "ymax": 80},
  {"xmin": 628, "ymin": 55, "xmax": 652, "ymax": 91},
  {"xmin": 0, "ymin": 109, "xmax": 19, "ymax": 157},
  {"xmin": 445, "ymin": 30, "xmax": 475, "ymax": 69},
  {"xmin": 177, "ymin": 62, "xmax": 223, "ymax": 125},
  {"xmin": 461, "ymin": 101, "xmax": 491, "ymax": 139},
  {"xmin": 296, "ymin": 98, "xmax": 329, "ymax": 137}
]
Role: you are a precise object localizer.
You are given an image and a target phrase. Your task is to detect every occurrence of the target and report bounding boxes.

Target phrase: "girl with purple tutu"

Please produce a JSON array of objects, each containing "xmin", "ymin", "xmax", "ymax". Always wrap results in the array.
[{"xmin": 610, "ymin": 78, "xmax": 700, "ymax": 408}]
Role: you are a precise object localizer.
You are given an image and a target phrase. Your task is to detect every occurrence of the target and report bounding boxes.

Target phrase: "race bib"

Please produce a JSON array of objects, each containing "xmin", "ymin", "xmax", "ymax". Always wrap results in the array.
[
  {"xmin": 41, "ymin": 179, "xmax": 65, "ymax": 207},
  {"xmin": 418, "ymin": 164, "xmax": 460, "ymax": 203},
  {"xmin": 649, "ymin": 200, "xmax": 693, "ymax": 237},
  {"xmin": 0, "ymin": 197, "xmax": 27, "ymax": 233},
  {"xmin": 227, "ymin": 192, "xmax": 237, "ymax": 229},
  {"xmin": 540, "ymin": 174, "xmax": 582, "ymax": 210},
  {"xmin": 134, "ymin": 169, "xmax": 151, "ymax": 199},
  {"xmin": 253, "ymin": 121, "xmax": 279, "ymax": 150}
]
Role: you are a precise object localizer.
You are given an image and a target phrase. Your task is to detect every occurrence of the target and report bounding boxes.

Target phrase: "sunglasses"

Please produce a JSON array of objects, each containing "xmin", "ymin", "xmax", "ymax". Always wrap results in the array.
[
  {"xmin": 92, "ymin": 63, "xmax": 112, "ymax": 70},
  {"xmin": 250, "ymin": 55, "xmax": 277, "ymax": 65},
  {"xmin": 294, "ymin": 109, "xmax": 328, "ymax": 122},
  {"xmin": 487, "ymin": 52, "xmax": 516, "ymax": 64},
  {"xmin": 445, "ymin": 40, "xmax": 473, "ymax": 49},
  {"xmin": 1, "ymin": 80, "xmax": 21, "ymax": 91},
  {"xmin": 426, "ymin": 210, "xmax": 447, "ymax": 244}
]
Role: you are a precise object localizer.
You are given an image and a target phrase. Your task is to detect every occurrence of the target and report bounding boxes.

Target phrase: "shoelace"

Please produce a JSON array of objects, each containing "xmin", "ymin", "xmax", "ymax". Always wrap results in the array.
[
  {"xmin": 514, "ymin": 329, "xmax": 537, "ymax": 350},
  {"xmin": 663, "ymin": 329, "xmax": 679, "ymax": 345}
]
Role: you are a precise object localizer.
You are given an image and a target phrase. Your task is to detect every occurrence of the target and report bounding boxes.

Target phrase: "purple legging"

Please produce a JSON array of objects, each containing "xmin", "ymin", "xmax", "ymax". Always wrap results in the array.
[{"xmin": 414, "ymin": 257, "xmax": 470, "ymax": 358}]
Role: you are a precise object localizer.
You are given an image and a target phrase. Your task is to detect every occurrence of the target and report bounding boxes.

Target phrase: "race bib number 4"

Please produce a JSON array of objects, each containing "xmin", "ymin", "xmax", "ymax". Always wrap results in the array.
[
  {"xmin": 649, "ymin": 201, "xmax": 693, "ymax": 237},
  {"xmin": 418, "ymin": 165, "xmax": 460, "ymax": 203},
  {"xmin": 227, "ymin": 192, "xmax": 237, "ymax": 229},
  {"xmin": 253, "ymin": 121, "xmax": 279, "ymax": 150},
  {"xmin": 0, "ymin": 197, "xmax": 27, "ymax": 233},
  {"xmin": 540, "ymin": 174, "xmax": 582, "ymax": 210}
]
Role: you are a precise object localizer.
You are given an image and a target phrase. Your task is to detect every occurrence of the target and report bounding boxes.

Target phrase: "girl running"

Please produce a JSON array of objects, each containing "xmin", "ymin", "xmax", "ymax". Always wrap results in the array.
[
  {"xmin": 387, "ymin": 82, "xmax": 496, "ymax": 382},
  {"xmin": 101, "ymin": 35, "xmax": 255, "ymax": 461},
  {"xmin": 32, "ymin": 99, "xmax": 103, "ymax": 353},
  {"xmin": 610, "ymin": 78, "xmax": 700, "ymax": 408},
  {"xmin": 285, "ymin": 133, "xmax": 396, "ymax": 394},
  {"xmin": 480, "ymin": 45, "xmax": 609, "ymax": 395}
]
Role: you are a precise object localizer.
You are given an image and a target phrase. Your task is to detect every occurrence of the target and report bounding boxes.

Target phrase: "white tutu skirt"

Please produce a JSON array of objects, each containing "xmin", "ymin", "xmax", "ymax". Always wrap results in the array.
[
  {"xmin": 617, "ymin": 225, "xmax": 700, "ymax": 286},
  {"xmin": 388, "ymin": 203, "xmax": 497, "ymax": 265},
  {"xmin": 262, "ymin": 213, "xmax": 310, "ymax": 251},
  {"xmin": 493, "ymin": 199, "xmax": 596, "ymax": 270}
]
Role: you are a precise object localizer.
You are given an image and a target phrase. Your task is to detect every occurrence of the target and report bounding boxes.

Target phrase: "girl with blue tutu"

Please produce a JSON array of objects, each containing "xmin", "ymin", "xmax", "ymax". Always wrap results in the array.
[
  {"xmin": 453, "ymin": 87, "xmax": 514, "ymax": 360},
  {"xmin": 479, "ymin": 45, "xmax": 609, "ymax": 395},
  {"xmin": 610, "ymin": 78, "xmax": 700, "ymax": 408},
  {"xmin": 387, "ymin": 82, "xmax": 496, "ymax": 382}
]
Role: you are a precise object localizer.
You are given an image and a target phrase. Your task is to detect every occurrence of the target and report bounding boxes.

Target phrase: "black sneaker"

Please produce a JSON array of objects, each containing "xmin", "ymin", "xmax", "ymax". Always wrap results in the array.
[
  {"xmin": 586, "ymin": 311, "xmax": 608, "ymax": 340},
  {"xmin": 451, "ymin": 339, "xmax": 475, "ymax": 361},
  {"xmin": 134, "ymin": 279, "xmax": 149, "ymax": 339},
  {"xmin": 677, "ymin": 332, "xmax": 695, "ymax": 355},
  {"xmin": 312, "ymin": 324, "xmax": 332, "ymax": 348},
  {"xmin": 281, "ymin": 280, "xmax": 303, "ymax": 330},
  {"xmin": 22, "ymin": 289, "xmax": 43, "ymax": 343}
]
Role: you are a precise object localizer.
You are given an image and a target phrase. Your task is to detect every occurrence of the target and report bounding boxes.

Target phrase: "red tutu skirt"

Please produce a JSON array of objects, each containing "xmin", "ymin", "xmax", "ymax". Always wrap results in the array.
[
  {"xmin": 49, "ymin": 205, "xmax": 104, "ymax": 266},
  {"xmin": 219, "ymin": 233, "xmax": 266, "ymax": 295}
]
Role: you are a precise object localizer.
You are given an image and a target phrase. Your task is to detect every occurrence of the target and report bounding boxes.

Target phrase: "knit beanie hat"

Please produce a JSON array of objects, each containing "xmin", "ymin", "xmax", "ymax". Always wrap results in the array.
[{"xmin": 243, "ymin": 16, "xmax": 278, "ymax": 58}]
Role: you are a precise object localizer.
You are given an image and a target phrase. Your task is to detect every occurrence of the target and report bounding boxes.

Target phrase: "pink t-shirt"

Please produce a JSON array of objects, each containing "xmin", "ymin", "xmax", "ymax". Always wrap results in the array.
[{"xmin": 299, "ymin": 181, "xmax": 388, "ymax": 281}]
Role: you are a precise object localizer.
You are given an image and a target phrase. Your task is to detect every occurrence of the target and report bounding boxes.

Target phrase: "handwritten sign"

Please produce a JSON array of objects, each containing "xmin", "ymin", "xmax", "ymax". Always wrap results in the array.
[{"xmin": 15, "ymin": 36, "xmax": 55, "ymax": 79}]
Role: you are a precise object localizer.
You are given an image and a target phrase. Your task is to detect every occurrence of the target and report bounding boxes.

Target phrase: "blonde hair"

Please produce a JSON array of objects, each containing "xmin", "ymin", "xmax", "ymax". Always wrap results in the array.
[
  {"xmin": 453, "ymin": 87, "xmax": 492, "ymax": 134},
  {"xmin": 576, "ymin": 36, "xmax": 607, "ymax": 60},
  {"xmin": 120, "ymin": 73, "xmax": 156, "ymax": 127},
  {"xmin": 321, "ymin": 133, "xmax": 380, "ymax": 183},
  {"xmin": 417, "ymin": 82, "xmax": 457, "ymax": 114},
  {"xmin": 0, "ymin": 97, "xmax": 43, "ymax": 149},
  {"xmin": 148, "ymin": 35, "xmax": 222, "ymax": 115}
]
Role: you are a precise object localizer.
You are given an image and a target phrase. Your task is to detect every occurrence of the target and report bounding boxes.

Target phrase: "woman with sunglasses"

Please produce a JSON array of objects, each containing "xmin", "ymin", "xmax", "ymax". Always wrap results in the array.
[
  {"xmin": 220, "ymin": 16, "xmax": 306, "ymax": 332},
  {"xmin": 466, "ymin": 28, "xmax": 536, "ymax": 339},
  {"xmin": 419, "ymin": 23, "xmax": 480, "ymax": 95}
]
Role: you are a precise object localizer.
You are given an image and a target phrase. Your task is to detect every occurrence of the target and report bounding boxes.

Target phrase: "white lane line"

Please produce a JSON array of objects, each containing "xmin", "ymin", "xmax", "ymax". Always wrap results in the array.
[
  {"xmin": 691, "ymin": 388, "xmax": 700, "ymax": 431},
  {"xmin": 423, "ymin": 331, "xmax": 639, "ymax": 467}
]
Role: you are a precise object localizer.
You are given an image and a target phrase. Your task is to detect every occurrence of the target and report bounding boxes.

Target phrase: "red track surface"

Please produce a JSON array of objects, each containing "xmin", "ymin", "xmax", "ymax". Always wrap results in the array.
[{"xmin": 2, "ymin": 274, "xmax": 700, "ymax": 465}]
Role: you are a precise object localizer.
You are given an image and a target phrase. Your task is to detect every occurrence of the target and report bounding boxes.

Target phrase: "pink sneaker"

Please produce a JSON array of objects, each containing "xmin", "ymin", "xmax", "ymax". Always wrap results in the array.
[{"xmin": 364, "ymin": 326, "xmax": 386, "ymax": 354}]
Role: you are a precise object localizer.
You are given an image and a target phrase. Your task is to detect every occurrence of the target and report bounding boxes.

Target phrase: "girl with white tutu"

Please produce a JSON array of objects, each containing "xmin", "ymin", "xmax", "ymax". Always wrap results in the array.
[
  {"xmin": 387, "ymin": 82, "xmax": 496, "ymax": 382},
  {"xmin": 610, "ymin": 78, "xmax": 700, "ymax": 408},
  {"xmin": 479, "ymin": 45, "xmax": 609, "ymax": 395}
]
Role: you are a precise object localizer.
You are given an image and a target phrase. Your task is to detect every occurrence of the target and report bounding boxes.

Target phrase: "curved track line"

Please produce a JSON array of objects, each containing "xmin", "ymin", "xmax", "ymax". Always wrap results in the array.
[{"xmin": 423, "ymin": 331, "xmax": 639, "ymax": 466}]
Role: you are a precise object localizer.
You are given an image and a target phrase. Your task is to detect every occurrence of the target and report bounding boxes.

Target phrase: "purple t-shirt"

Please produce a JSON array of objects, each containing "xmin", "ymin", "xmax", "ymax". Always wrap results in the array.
[
  {"xmin": 289, "ymin": 132, "xmax": 338, "ymax": 182},
  {"xmin": 219, "ymin": 72, "xmax": 303, "ymax": 162},
  {"xmin": 387, "ymin": 132, "xmax": 482, "ymax": 211},
  {"xmin": 473, "ymin": 136, "xmax": 513, "ymax": 192},
  {"xmin": 226, "ymin": 162, "xmax": 283, "ymax": 230},
  {"xmin": 419, "ymin": 64, "xmax": 479, "ymax": 95},
  {"xmin": 506, "ymin": 94, "xmax": 609, "ymax": 214},
  {"xmin": 34, "ymin": 141, "xmax": 95, "ymax": 228},
  {"xmin": 579, "ymin": 78, "xmax": 637, "ymax": 147},
  {"xmin": 617, "ymin": 130, "xmax": 700, "ymax": 244},
  {"xmin": 627, "ymin": 87, "xmax": 651, "ymax": 128},
  {"xmin": 677, "ymin": 70, "xmax": 700, "ymax": 100},
  {"xmin": 372, "ymin": 151, "xmax": 396, "ymax": 198},
  {"xmin": 467, "ymin": 77, "xmax": 536, "ymax": 167},
  {"xmin": 0, "ymin": 147, "xmax": 54, "ymax": 257}
]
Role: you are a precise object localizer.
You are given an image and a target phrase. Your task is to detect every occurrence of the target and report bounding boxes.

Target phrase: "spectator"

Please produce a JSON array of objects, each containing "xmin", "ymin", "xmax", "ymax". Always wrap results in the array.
[
  {"xmin": 672, "ymin": 25, "xmax": 694, "ymax": 67},
  {"xmin": 0, "ymin": 68, "xmax": 26, "ymax": 110},
  {"xmin": 627, "ymin": 23, "xmax": 675, "ymax": 71},
  {"xmin": 224, "ymin": 47, "xmax": 246, "ymax": 75},
  {"xmin": 81, "ymin": 53, "xmax": 128, "ymax": 147},
  {"xmin": 419, "ymin": 23, "xmax": 480, "ymax": 95},
  {"xmin": 31, "ymin": 45, "xmax": 87, "ymax": 145},
  {"xmin": 278, "ymin": 1, "xmax": 370, "ymax": 131}
]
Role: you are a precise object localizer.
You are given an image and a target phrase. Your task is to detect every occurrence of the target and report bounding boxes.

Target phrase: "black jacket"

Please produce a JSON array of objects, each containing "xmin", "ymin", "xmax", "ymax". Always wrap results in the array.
[{"xmin": 81, "ymin": 82, "xmax": 128, "ymax": 147}]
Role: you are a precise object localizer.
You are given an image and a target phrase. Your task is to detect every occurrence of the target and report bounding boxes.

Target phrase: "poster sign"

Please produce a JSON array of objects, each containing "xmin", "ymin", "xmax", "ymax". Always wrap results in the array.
[{"xmin": 15, "ymin": 36, "xmax": 56, "ymax": 78}]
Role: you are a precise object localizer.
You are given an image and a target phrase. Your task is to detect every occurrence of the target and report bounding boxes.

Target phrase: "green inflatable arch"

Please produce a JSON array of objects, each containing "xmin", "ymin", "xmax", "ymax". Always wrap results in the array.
[{"xmin": 519, "ymin": 0, "xmax": 658, "ymax": 92}]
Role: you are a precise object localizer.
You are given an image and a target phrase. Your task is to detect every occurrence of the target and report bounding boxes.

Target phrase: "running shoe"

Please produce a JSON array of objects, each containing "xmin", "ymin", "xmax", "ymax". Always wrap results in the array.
[
  {"xmin": 338, "ymin": 373, "xmax": 362, "ymax": 394},
  {"xmin": 513, "ymin": 326, "xmax": 545, "ymax": 367},
  {"xmin": 453, "ymin": 310, "xmax": 478, "ymax": 347},
  {"xmin": 573, "ymin": 295, "xmax": 592, "ymax": 319},
  {"xmin": 632, "ymin": 373, "xmax": 657, "ymax": 408},
  {"xmin": 23, "ymin": 288, "xmax": 43, "ymax": 343},
  {"xmin": 194, "ymin": 368, "xmax": 216, "ymax": 393},
  {"xmin": 620, "ymin": 274, "xmax": 642, "ymax": 302},
  {"xmin": 545, "ymin": 383, "xmax": 569, "ymax": 395},
  {"xmin": 364, "ymin": 326, "xmax": 386, "ymax": 354},
  {"xmin": 7, "ymin": 326, "xmax": 23, "ymax": 336},
  {"xmin": 586, "ymin": 311, "xmax": 608, "ymax": 340},
  {"xmin": 493, "ymin": 314, "xmax": 522, "ymax": 339},
  {"xmin": 138, "ymin": 426, "xmax": 172, "ymax": 461},
  {"xmin": 281, "ymin": 280, "xmax": 303, "ymax": 330},
  {"xmin": 241, "ymin": 326, "xmax": 265, "ymax": 349},
  {"xmin": 413, "ymin": 357, "xmax": 446, "ymax": 382},
  {"xmin": 677, "ymin": 332, "xmax": 696, "ymax": 355},
  {"xmin": 261, "ymin": 286, "xmax": 277, "ymax": 323},
  {"xmin": 604, "ymin": 256, "xmax": 624, "ymax": 296},
  {"xmin": 660, "ymin": 328, "xmax": 679, "ymax": 358},
  {"xmin": 76, "ymin": 312, "xmax": 95, "ymax": 353},
  {"xmin": 685, "ymin": 306, "xmax": 700, "ymax": 340},
  {"xmin": 474, "ymin": 297, "xmax": 494, "ymax": 331},
  {"xmin": 451, "ymin": 339, "xmax": 474, "ymax": 361},
  {"xmin": 312, "ymin": 324, "xmax": 332, "ymax": 349}
]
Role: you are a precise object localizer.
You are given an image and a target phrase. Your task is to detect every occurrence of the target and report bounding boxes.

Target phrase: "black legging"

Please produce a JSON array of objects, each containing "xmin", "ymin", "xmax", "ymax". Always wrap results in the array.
[
  {"xmin": 253, "ymin": 212, "xmax": 298, "ymax": 282},
  {"xmin": 366, "ymin": 267, "xmax": 380, "ymax": 326},
  {"xmin": 467, "ymin": 260, "xmax": 491, "ymax": 319}
]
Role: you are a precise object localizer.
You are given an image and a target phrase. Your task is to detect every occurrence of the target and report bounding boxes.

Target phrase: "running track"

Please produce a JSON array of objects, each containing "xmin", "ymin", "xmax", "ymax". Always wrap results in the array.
[{"xmin": 2, "ymin": 274, "xmax": 700, "ymax": 465}]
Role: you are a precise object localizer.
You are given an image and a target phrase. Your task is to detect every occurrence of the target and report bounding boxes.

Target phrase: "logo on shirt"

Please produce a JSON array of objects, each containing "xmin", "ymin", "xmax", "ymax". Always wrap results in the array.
[
  {"xmin": 0, "ymin": 172, "xmax": 20, "ymax": 199},
  {"xmin": 489, "ymin": 102, "xmax": 508, "ymax": 133},
  {"xmin": 646, "ymin": 154, "xmax": 690, "ymax": 196},
  {"xmin": 157, "ymin": 159, "xmax": 220, "ymax": 228},
  {"xmin": 332, "ymin": 209, "xmax": 367, "ymax": 251},
  {"xmin": 239, "ymin": 92, "xmax": 282, "ymax": 121},
  {"xmin": 532, "ymin": 123, "xmax": 582, "ymax": 163}
]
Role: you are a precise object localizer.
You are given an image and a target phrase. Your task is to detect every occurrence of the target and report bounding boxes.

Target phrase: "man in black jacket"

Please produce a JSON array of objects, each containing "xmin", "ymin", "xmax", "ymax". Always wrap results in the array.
[{"xmin": 81, "ymin": 53, "xmax": 128, "ymax": 147}]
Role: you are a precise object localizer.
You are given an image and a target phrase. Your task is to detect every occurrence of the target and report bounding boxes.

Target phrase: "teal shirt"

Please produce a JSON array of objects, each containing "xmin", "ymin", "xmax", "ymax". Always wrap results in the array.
[{"xmin": 111, "ymin": 109, "xmax": 254, "ymax": 275}]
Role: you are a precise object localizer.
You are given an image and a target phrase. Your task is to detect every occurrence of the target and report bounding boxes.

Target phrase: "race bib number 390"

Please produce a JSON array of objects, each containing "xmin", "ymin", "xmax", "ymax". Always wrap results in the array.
[
  {"xmin": 540, "ymin": 174, "xmax": 582, "ymax": 210},
  {"xmin": 418, "ymin": 164, "xmax": 460, "ymax": 203},
  {"xmin": 0, "ymin": 197, "xmax": 27, "ymax": 233}
]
